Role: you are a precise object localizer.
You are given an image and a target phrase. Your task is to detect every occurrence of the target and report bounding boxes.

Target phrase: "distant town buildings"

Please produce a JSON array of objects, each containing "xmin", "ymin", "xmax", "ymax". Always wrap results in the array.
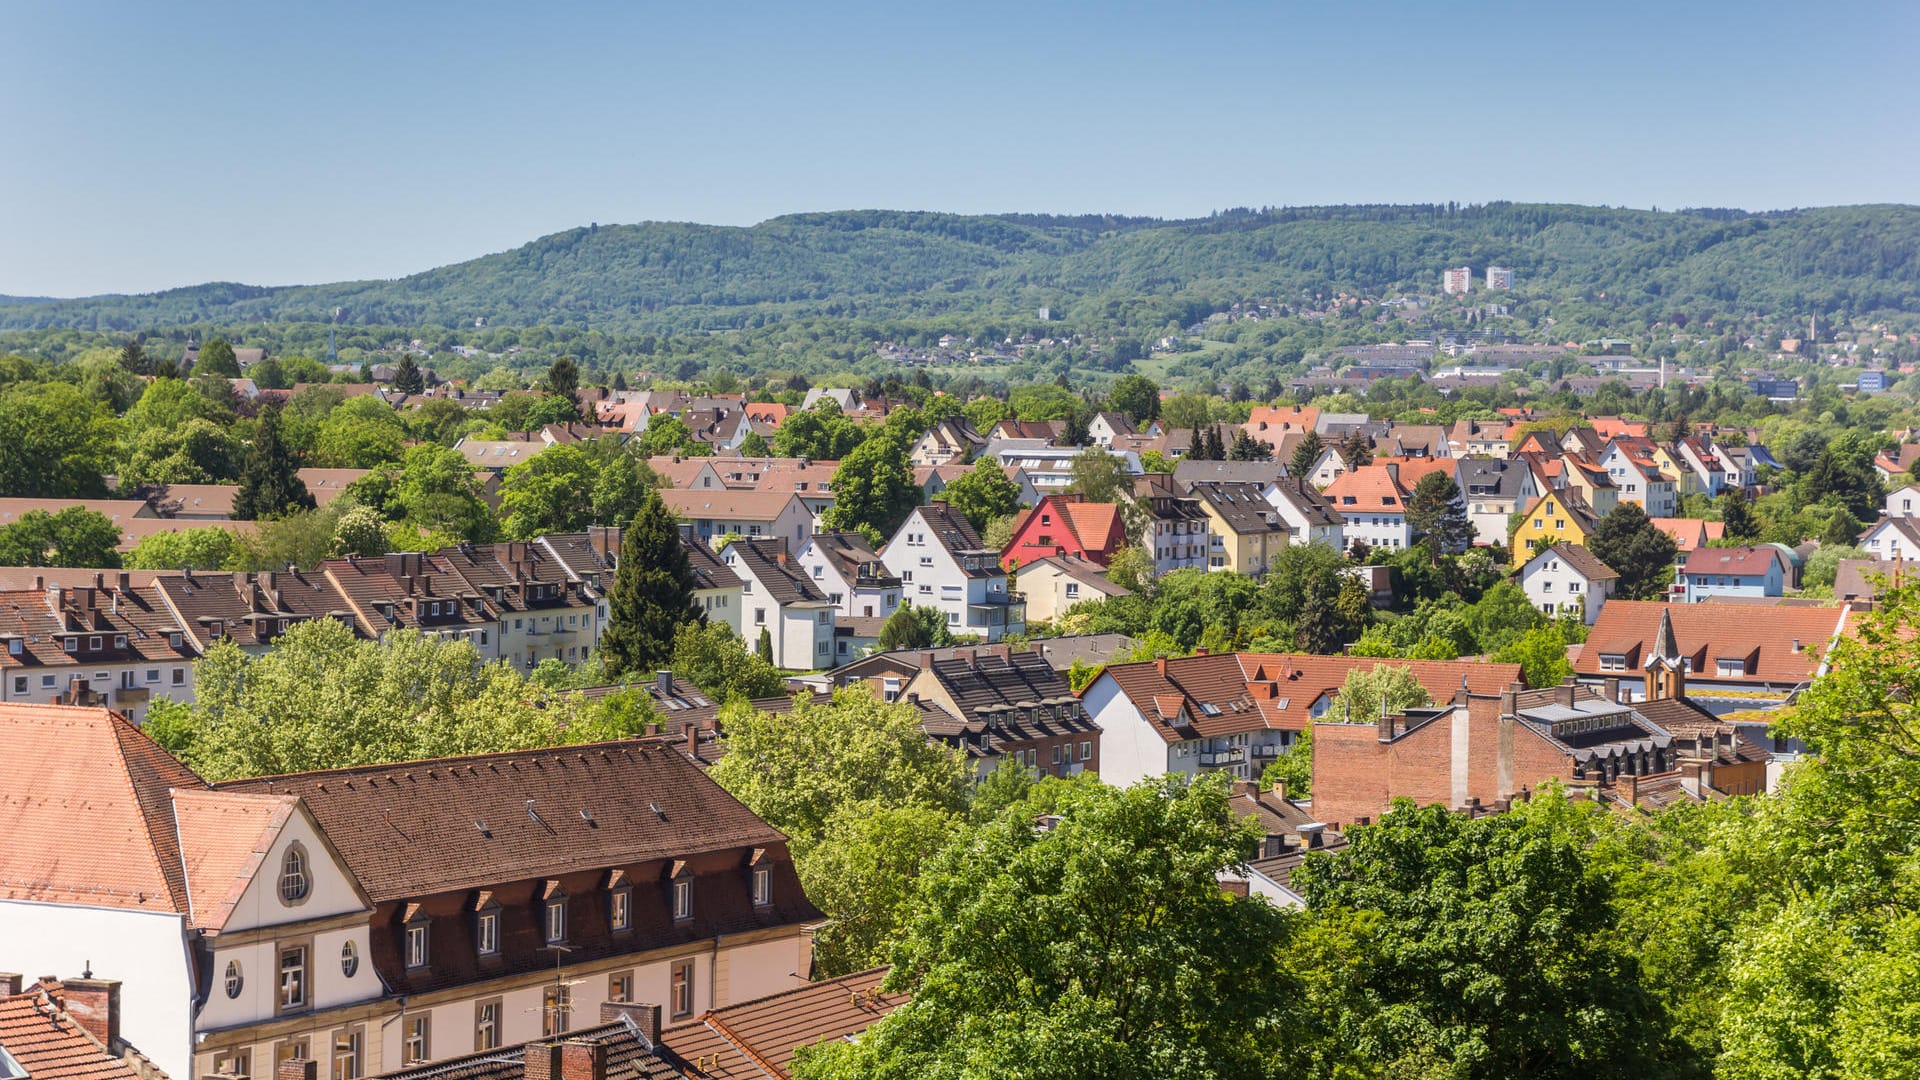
[
  {"xmin": 1442, "ymin": 267, "xmax": 1473, "ymax": 295},
  {"xmin": 1485, "ymin": 266, "xmax": 1514, "ymax": 290}
]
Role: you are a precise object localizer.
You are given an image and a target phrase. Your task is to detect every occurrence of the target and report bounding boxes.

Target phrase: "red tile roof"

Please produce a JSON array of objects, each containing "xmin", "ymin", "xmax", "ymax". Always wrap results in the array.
[
  {"xmin": 659, "ymin": 968, "xmax": 905, "ymax": 1080},
  {"xmin": 170, "ymin": 789, "xmax": 300, "ymax": 931},
  {"xmin": 1094, "ymin": 653, "xmax": 1523, "ymax": 741},
  {"xmin": 1650, "ymin": 517, "xmax": 1726, "ymax": 553},
  {"xmin": 1578, "ymin": 600, "xmax": 1848, "ymax": 688},
  {"xmin": 1322, "ymin": 465, "xmax": 1411, "ymax": 513},
  {"xmin": 0, "ymin": 981, "xmax": 159, "ymax": 1080}
]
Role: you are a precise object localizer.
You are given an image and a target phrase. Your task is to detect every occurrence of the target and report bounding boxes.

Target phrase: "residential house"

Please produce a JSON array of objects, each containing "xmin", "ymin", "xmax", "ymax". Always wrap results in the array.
[
  {"xmin": 1833, "ymin": 558, "xmax": 1908, "ymax": 602},
  {"xmin": 1575, "ymin": 601, "xmax": 1848, "ymax": 711},
  {"xmin": 1016, "ymin": 554, "xmax": 1128, "ymax": 623},
  {"xmin": 999, "ymin": 495, "xmax": 1127, "ymax": 571},
  {"xmin": 1128, "ymin": 475, "xmax": 1211, "ymax": 574},
  {"xmin": 1172, "ymin": 459, "xmax": 1290, "ymax": 490},
  {"xmin": 0, "ymin": 575, "xmax": 201, "ymax": 723},
  {"xmin": 1518, "ymin": 542, "xmax": 1617, "ymax": 624},
  {"xmin": 216, "ymin": 740, "xmax": 818, "ymax": 1076},
  {"xmin": 657, "ymin": 490, "xmax": 814, "ymax": 548},
  {"xmin": 440, "ymin": 542, "xmax": 601, "ymax": 670},
  {"xmin": 828, "ymin": 635, "xmax": 1138, "ymax": 703},
  {"xmin": 1239, "ymin": 406, "xmax": 1320, "ymax": 453},
  {"xmin": 1085, "ymin": 412, "xmax": 1139, "ymax": 448},
  {"xmin": 1264, "ymin": 478, "xmax": 1345, "ymax": 549},
  {"xmin": 1598, "ymin": 439, "xmax": 1677, "ymax": 517},
  {"xmin": 720, "ymin": 539, "xmax": 838, "ymax": 670},
  {"xmin": 374, "ymin": 1007, "xmax": 689, "ymax": 1080},
  {"xmin": 1456, "ymin": 457, "xmax": 1539, "ymax": 547},
  {"xmin": 1873, "ymin": 443, "xmax": 1920, "ymax": 487},
  {"xmin": 1190, "ymin": 481, "xmax": 1288, "ymax": 575},
  {"xmin": 1557, "ymin": 454, "xmax": 1621, "ymax": 518},
  {"xmin": 1858, "ymin": 515, "xmax": 1920, "ymax": 560},
  {"xmin": 909, "ymin": 417, "xmax": 986, "ymax": 466},
  {"xmin": 880, "ymin": 503, "xmax": 1024, "ymax": 642},
  {"xmin": 796, "ymin": 532, "xmax": 902, "ymax": 623},
  {"xmin": 987, "ymin": 419, "xmax": 1066, "ymax": 443},
  {"xmin": 151, "ymin": 569, "xmax": 353, "ymax": 659},
  {"xmin": 678, "ymin": 529, "xmax": 744, "ymax": 636},
  {"xmin": 1081, "ymin": 653, "xmax": 1521, "ymax": 788},
  {"xmin": 1884, "ymin": 483, "xmax": 1920, "ymax": 520},
  {"xmin": 1221, "ymin": 782, "xmax": 1348, "ymax": 907},
  {"xmin": 1321, "ymin": 465, "xmax": 1412, "ymax": 552},
  {"xmin": 1510, "ymin": 491, "xmax": 1598, "ymax": 568},
  {"xmin": 1651, "ymin": 517, "xmax": 1727, "ymax": 554},
  {"xmin": 1445, "ymin": 418, "xmax": 1511, "ymax": 458},
  {"xmin": 321, "ymin": 552, "xmax": 500, "ymax": 658},
  {"xmin": 0, "ymin": 704, "xmax": 380, "ymax": 1080},
  {"xmin": 536, "ymin": 529, "xmax": 623, "ymax": 633},
  {"xmin": 1677, "ymin": 545, "xmax": 1788, "ymax": 603},
  {"xmin": 903, "ymin": 651, "xmax": 1100, "ymax": 779}
]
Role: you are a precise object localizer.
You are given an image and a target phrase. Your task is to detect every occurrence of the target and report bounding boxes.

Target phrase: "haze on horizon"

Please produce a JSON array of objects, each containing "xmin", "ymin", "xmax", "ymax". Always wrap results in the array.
[{"xmin": 4, "ymin": 0, "xmax": 1916, "ymax": 298}]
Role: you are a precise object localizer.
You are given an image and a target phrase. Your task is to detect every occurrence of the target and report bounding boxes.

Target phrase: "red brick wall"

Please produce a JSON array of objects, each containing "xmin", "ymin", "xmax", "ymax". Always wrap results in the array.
[{"xmin": 1316, "ymin": 697, "xmax": 1576, "ymax": 825}]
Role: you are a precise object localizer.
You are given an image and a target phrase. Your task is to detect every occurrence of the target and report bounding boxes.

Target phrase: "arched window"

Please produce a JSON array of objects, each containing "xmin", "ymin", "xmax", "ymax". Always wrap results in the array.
[{"xmin": 278, "ymin": 843, "xmax": 310, "ymax": 905}]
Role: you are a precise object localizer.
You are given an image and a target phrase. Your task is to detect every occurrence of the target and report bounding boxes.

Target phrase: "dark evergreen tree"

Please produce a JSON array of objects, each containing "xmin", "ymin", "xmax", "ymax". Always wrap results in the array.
[
  {"xmin": 392, "ymin": 353, "xmax": 425, "ymax": 394},
  {"xmin": 1226, "ymin": 429, "xmax": 1270, "ymax": 461},
  {"xmin": 1290, "ymin": 430, "xmax": 1326, "ymax": 477},
  {"xmin": 232, "ymin": 403, "xmax": 315, "ymax": 521},
  {"xmin": 1589, "ymin": 502, "xmax": 1679, "ymax": 600},
  {"xmin": 1342, "ymin": 429, "xmax": 1373, "ymax": 468},
  {"xmin": 1062, "ymin": 409, "xmax": 1089, "ymax": 448},
  {"xmin": 1823, "ymin": 506, "xmax": 1861, "ymax": 549},
  {"xmin": 1406, "ymin": 471, "xmax": 1472, "ymax": 560},
  {"xmin": 119, "ymin": 339, "xmax": 150, "ymax": 376},
  {"xmin": 612, "ymin": 370, "xmax": 629, "ymax": 391},
  {"xmin": 599, "ymin": 489, "xmax": 702, "ymax": 677},
  {"xmin": 756, "ymin": 626, "xmax": 774, "ymax": 664},
  {"xmin": 1294, "ymin": 575, "xmax": 1341, "ymax": 654},
  {"xmin": 1720, "ymin": 486, "xmax": 1758, "ymax": 542}
]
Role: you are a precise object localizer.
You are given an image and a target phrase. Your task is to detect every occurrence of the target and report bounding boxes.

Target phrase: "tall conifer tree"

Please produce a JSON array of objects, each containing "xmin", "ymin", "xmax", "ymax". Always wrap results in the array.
[
  {"xmin": 599, "ymin": 488, "xmax": 701, "ymax": 677},
  {"xmin": 232, "ymin": 403, "xmax": 315, "ymax": 520}
]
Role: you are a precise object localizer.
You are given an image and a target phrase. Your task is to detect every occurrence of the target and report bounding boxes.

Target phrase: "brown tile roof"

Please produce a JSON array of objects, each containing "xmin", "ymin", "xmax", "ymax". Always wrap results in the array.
[
  {"xmin": 296, "ymin": 468, "xmax": 370, "ymax": 507},
  {"xmin": 1578, "ymin": 600, "xmax": 1847, "ymax": 688},
  {"xmin": 1650, "ymin": 517, "xmax": 1726, "ymax": 553},
  {"xmin": 216, "ymin": 741, "xmax": 791, "ymax": 903},
  {"xmin": 1096, "ymin": 653, "xmax": 1522, "ymax": 742},
  {"xmin": 1538, "ymin": 543, "xmax": 1618, "ymax": 581},
  {"xmin": 319, "ymin": 552, "xmax": 497, "ymax": 636},
  {"xmin": 658, "ymin": 968, "xmax": 905, "ymax": 1080},
  {"xmin": 0, "ymin": 981, "xmax": 160, "ymax": 1080},
  {"xmin": 152, "ymin": 569, "xmax": 355, "ymax": 651},
  {"xmin": 0, "ymin": 704, "xmax": 203, "ymax": 914},
  {"xmin": 658, "ymin": 489, "xmax": 806, "ymax": 524},
  {"xmin": 138, "ymin": 483, "xmax": 239, "ymax": 518}
]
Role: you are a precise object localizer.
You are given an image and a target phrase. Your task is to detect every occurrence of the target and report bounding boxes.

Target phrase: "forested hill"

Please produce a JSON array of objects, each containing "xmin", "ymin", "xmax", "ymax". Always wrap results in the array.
[{"xmin": 8, "ymin": 203, "xmax": 1919, "ymax": 334}]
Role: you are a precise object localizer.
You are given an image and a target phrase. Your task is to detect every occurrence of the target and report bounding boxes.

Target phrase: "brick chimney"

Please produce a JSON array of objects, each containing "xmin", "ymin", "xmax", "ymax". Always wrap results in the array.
[
  {"xmin": 599, "ymin": 1002, "xmax": 662, "ymax": 1043},
  {"xmin": 1155, "ymin": 656, "xmax": 1167, "ymax": 677},
  {"xmin": 1554, "ymin": 679, "xmax": 1576, "ymax": 707},
  {"xmin": 524, "ymin": 1043, "xmax": 563, "ymax": 1080},
  {"xmin": 0, "ymin": 973, "xmax": 19, "ymax": 998},
  {"xmin": 61, "ymin": 978, "xmax": 120, "ymax": 1049},
  {"xmin": 277, "ymin": 1059, "xmax": 318, "ymax": 1080},
  {"xmin": 558, "ymin": 1039, "xmax": 607, "ymax": 1080}
]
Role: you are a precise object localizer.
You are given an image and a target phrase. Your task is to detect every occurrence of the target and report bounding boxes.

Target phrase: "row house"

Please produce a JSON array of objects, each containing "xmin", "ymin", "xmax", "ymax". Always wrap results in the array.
[
  {"xmin": 678, "ymin": 528, "xmax": 744, "ymax": 637},
  {"xmin": 1129, "ymin": 474, "xmax": 1211, "ymax": 574},
  {"xmin": 881, "ymin": 503, "xmax": 1024, "ymax": 642},
  {"xmin": 154, "ymin": 569, "xmax": 354, "ymax": 659},
  {"xmin": 536, "ymin": 529, "xmax": 623, "ymax": 631},
  {"xmin": 1, "ymin": 705, "xmax": 823, "ymax": 1080},
  {"xmin": 1080, "ymin": 652, "xmax": 1521, "ymax": 788},
  {"xmin": 437, "ymin": 543, "xmax": 601, "ymax": 670},
  {"xmin": 0, "ymin": 575, "xmax": 200, "ymax": 722},
  {"xmin": 903, "ymin": 651, "xmax": 1101, "ymax": 779},
  {"xmin": 665, "ymin": 458, "xmax": 841, "ymax": 524},
  {"xmin": 721, "ymin": 538, "xmax": 838, "ymax": 670},
  {"xmin": 321, "ymin": 553, "xmax": 501, "ymax": 658},
  {"xmin": 999, "ymin": 495, "xmax": 1127, "ymax": 572}
]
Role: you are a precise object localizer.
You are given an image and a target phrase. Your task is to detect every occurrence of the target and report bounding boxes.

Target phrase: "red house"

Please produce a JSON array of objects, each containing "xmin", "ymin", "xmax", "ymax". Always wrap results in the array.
[{"xmin": 1000, "ymin": 494, "xmax": 1128, "ymax": 571}]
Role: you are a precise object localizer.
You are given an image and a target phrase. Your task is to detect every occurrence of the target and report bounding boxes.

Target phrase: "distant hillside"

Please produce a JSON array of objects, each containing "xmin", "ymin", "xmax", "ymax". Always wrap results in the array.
[{"xmin": 6, "ymin": 203, "xmax": 1918, "ymax": 334}]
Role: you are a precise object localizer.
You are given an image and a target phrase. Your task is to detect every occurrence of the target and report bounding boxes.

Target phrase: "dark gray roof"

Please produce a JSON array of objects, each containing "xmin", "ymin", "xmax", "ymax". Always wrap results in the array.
[
  {"xmin": 1190, "ymin": 481, "xmax": 1286, "ymax": 536},
  {"xmin": 1266, "ymin": 477, "xmax": 1345, "ymax": 527},
  {"xmin": 723, "ymin": 538, "xmax": 831, "ymax": 606},
  {"xmin": 809, "ymin": 532, "xmax": 901, "ymax": 588},
  {"xmin": 1173, "ymin": 460, "xmax": 1289, "ymax": 488},
  {"xmin": 681, "ymin": 532, "xmax": 742, "ymax": 591},
  {"xmin": 1456, "ymin": 457, "xmax": 1532, "ymax": 499}
]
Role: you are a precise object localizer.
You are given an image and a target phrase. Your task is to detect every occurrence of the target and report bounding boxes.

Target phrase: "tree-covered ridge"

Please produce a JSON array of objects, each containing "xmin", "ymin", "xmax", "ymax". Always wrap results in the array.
[{"xmin": 7, "ymin": 203, "xmax": 1918, "ymax": 334}]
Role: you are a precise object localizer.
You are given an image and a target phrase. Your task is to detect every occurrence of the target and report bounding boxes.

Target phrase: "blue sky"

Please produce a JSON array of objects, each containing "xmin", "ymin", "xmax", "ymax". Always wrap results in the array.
[{"xmin": 4, "ymin": 0, "xmax": 1916, "ymax": 296}]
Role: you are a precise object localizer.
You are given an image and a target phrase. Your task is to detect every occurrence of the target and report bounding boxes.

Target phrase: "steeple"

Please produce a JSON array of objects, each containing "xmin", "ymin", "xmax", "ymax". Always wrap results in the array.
[{"xmin": 1644, "ymin": 607, "xmax": 1684, "ymax": 701}]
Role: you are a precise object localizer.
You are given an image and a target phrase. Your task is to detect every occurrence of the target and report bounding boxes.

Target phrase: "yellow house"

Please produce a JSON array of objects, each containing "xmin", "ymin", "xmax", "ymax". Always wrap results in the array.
[
  {"xmin": 1511, "ymin": 491, "xmax": 1598, "ymax": 568},
  {"xmin": 1189, "ymin": 481, "xmax": 1289, "ymax": 575},
  {"xmin": 1557, "ymin": 455, "xmax": 1621, "ymax": 518}
]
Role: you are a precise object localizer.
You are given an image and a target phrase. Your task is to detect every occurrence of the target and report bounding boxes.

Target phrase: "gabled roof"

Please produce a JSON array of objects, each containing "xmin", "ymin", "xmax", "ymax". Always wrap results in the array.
[
  {"xmin": 1022, "ymin": 555, "xmax": 1129, "ymax": 598},
  {"xmin": 170, "ymin": 789, "xmax": 301, "ymax": 931},
  {"xmin": 907, "ymin": 502, "xmax": 1000, "ymax": 570},
  {"xmin": 1322, "ymin": 464, "xmax": 1411, "ymax": 513},
  {"xmin": 1681, "ymin": 545, "xmax": 1783, "ymax": 578},
  {"xmin": 1173, "ymin": 459, "xmax": 1289, "ymax": 489},
  {"xmin": 1189, "ymin": 481, "xmax": 1285, "ymax": 536},
  {"xmin": 1578, "ymin": 600, "xmax": 1847, "ymax": 687},
  {"xmin": 218, "ymin": 741, "xmax": 791, "ymax": 903},
  {"xmin": 1650, "ymin": 517, "xmax": 1725, "ymax": 553},
  {"xmin": 1519, "ymin": 490, "xmax": 1599, "ymax": 534},
  {"xmin": 806, "ymin": 532, "xmax": 900, "ymax": 589},
  {"xmin": 723, "ymin": 538, "xmax": 832, "ymax": 606},
  {"xmin": 925, "ymin": 651, "xmax": 1074, "ymax": 718},
  {"xmin": 658, "ymin": 488, "xmax": 807, "ymax": 524},
  {"xmin": 1526, "ymin": 542, "xmax": 1619, "ymax": 581},
  {"xmin": 681, "ymin": 532, "xmax": 743, "ymax": 591},
  {"xmin": 1266, "ymin": 477, "xmax": 1344, "ymax": 527},
  {"xmin": 658, "ymin": 968, "xmax": 905, "ymax": 1080},
  {"xmin": 1455, "ymin": 457, "xmax": 1531, "ymax": 499},
  {"xmin": 1095, "ymin": 653, "xmax": 1522, "ymax": 742}
]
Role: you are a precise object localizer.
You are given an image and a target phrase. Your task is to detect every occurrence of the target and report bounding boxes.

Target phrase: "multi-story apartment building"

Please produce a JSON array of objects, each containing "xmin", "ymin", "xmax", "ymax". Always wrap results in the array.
[
  {"xmin": 1485, "ymin": 266, "xmax": 1514, "ymax": 290},
  {"xmin": 0, "ymin": 575, "xmax": 200, "ymax": 723},
  {"xmin": 438, "ymin": 542, "xmax": 600, "ymax": 670},
  {"xmin": 881, "ymin": 503, "xmax": 1024, "ymax": 642},
  {"xmin": 322, "ymin": 553, "xmax": 501, "ymax": 659},
  {"xmin": 721, "ymin": 537, "xmax": 838, "ymax": 670},
  {"xmin": 796, "ymin": 532, "xmax": 902, "ymax": 623},
  {"xmin": 1442, "ymin": 266, "xmax": 1473, "ymax": 294},
  {"xmin": 1129, "ymin": 474, "xmax": 1211, "ymax": 574}
]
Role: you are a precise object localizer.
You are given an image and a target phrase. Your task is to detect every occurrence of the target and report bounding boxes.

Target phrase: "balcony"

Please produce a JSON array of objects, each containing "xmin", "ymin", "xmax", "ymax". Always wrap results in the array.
[
  {"xmin": 1200, "ymin": 748, "xmax": 1245, "ymax": 768},
  {"xmin": 113, "ymin": 686, "xmax": 151, "ymax": 706},
  {"xmin": 1253, "ymin": 744, "xmax": 1279, "ymax": 759}
]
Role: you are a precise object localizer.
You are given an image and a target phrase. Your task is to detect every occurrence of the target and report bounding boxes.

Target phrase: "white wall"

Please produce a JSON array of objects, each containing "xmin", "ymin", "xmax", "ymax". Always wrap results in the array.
[
  {"xmin": 1083, "ymin": 677, "xmax": 1171, "ymax": 789},
  {"xmin": 0, "ymin": 902, "xmax": 195, "ymax": 1079}
]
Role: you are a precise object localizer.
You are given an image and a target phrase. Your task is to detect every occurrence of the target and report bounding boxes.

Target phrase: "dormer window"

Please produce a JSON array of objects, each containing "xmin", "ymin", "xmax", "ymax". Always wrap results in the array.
[
  {"xmin": 544, "ymin": 896, "xmax": 567, "ymax": 943},
  {"xmin": 113, "ymin": 634, "xmax": 127, "ymax": 650},
  {"xmin": 404, "ymin": 908, "xmax": 431, "ymax": 969},
  {"xmin": 608, "ymin": 870, "xmax": 633, "ymax": 932},
  {"xmin": 474, "ymin": 892, "xmax": 501, "ymax": 957},
  {"xmin": 669, "ymin": 862, "xmax": 694, "ymax": 922},
  {"xmin": 63, "ymin": 638, "xmax": 77, "ymax": 654},
  {"xmin": 753, "ymin": 867, "xmax": 771, "ymax": 907}
]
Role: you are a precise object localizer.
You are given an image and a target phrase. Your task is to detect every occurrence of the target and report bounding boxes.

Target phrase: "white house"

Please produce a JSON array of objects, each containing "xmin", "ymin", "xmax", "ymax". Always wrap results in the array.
[
  {"xmin": 1598, "ymin": 442, "xmax": 1677, "ymax": 518},
  {"xmin": 1321, "ymin": 464, "xmax": 1412, "ymax": 551},
  {"xmin": 1885, "ymin": 484, "xmax": 1920, "ymax": 520},
  {"xmin": 681, "ymin": 527, "xmax": 744, "ymax": 635},
  {"xmin": 1264, "ymin": 479, "xmax": 1346, "ymax": 549},
  {"xmin": 910, "ymin": 417, "xmax": 986, "ymax": 466},
  {"xmin": 796, "ymin": 531, "xmax": 903, "ymax": 622},
  {"xmin": 880, "ymin": 503, "xmax": 1024, "ymax": 641},
  {"xmin": 1518, "ymin": 542, "xmax": 1618, "ymax": 624},
  {"xmin": 1456, "ymin": 457, "xmax": 1539, "ymax": 548},
  {"xmin": 722, "ymin": 537, "xmax": 840, "ymax": 669},
  {"xmin": 1130, "ymin": 475, "xmax": 1212, "ymax": 574},
  {"xmin": 1859, "ymin": 516, "xmax": 1920, "ymax": 560}
]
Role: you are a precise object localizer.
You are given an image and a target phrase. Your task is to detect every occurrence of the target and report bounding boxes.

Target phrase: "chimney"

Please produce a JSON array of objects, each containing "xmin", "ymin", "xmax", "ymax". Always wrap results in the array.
[
  {"xmin": 61, "ymin": 978, "xmax": 120, "ymax": 1048},
  {"xmin": 656, "ymin": 671, "xmax": 673, "ymax": 698},
  {"xmin": 0, "ymin": 973, "xmax": 19, "ymax": 998},
  {"xmin": 1377, "ymin": 704, "xmax": 1394, "ymax": 742},
  {"xmin": 1603, "ymin": 677, "xmax": 1621, "ymax": 703},
  {"xmin": 599, "ymin": 1001, "xmax": 662, "ymax": 1043},
  {"xmin": 686, "ymin": 723, "xmax": 699, "ymax": 761},
  {"xmin": 1554, "ymin": 679, "xmax": 1576, "ymax": 707},
  {"xmin": 276, "ymin": 1059, "xmax": 318, "ymax": 1080},
  {"xmin": 523, "ymin": 1042, "xmax": 564, "ymax": 1080},
  {"xmin": 558, "ymin": 1039, "xmax": 607, "ymax": 1080},
  {"xmin": 1271, "ymin": 780, "xmax": 1288, "ymax": 801},
  {"xmin": 1298, "ymin": 823, "xmax": 1326, "ymax": 849},
  {"xmin": 1155, "ymin": 656, "xmax": 1168, "ymax": 678},
  {"xmin": 1193, "ymin": 646, "xmax": 1208, "ymax": 656}
]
